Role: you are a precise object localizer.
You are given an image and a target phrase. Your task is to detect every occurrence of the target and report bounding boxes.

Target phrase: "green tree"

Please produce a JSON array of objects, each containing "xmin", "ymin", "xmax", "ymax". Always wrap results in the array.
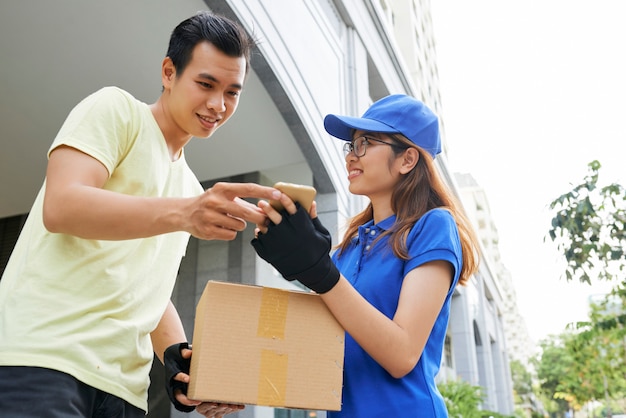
[
  {"xmin": 547, "ymin": 160, "xmax": 626, "ymax": 285},
  {"xmin": 546, "ymin": 161, "xmax": 626, "ymax": 415},
  {"xmin": 535, "ymin": 335, "xmax": 577, "ymax": 414},
  {"xmin": 438, "ymin": 379, "xmax": 484, "ymax": 418},
  {"xmin": 535, "ymin": 307, "xmax": 626, "ymax": 417},
  {"xmin": 510, "ymin": 360, "xmax": 533, "ymax": 398},
  {"xmin": 509, "ymin": 359, "xmax": 536, "ymax": 416}
]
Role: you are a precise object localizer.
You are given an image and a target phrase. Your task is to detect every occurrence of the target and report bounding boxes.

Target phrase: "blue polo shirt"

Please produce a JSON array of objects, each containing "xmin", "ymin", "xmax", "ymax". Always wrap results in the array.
[{"xmin": 329, "ymin": 208, "xmax": 462, "ymax": 418}]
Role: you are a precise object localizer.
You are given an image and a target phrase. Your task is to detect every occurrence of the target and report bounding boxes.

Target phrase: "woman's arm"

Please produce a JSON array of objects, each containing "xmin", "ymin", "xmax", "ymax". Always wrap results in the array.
[
  {"xmin": 253, "ymin": 195, "xmax": 453, "ymax": 378},
  {"xmin": 320, "ymin": 261, "xmax": 452, "ymax": 378}
]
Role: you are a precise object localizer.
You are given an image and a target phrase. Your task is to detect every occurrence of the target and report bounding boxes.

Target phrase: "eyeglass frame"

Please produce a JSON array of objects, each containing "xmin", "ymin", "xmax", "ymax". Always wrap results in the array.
[{"xmin": 343, "ymin": 135, "xmax": 408, "ymax": 157}]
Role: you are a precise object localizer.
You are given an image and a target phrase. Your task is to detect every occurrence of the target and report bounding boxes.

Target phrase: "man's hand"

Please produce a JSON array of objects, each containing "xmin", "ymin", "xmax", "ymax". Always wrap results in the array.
[
  {"xmin": 196, "ymin": 402, "xmax": 245, "ymax": 417},
  {"xmin": 163, "ymin": 342, "xmax": 246, "ymax": 416},
  {"xmin": 164, "ymin": 342, "xmax": 200, "ymax": 412},
  {"xmin": 186, "ymin": 182, "xmax": 281, "ymax": 241}
]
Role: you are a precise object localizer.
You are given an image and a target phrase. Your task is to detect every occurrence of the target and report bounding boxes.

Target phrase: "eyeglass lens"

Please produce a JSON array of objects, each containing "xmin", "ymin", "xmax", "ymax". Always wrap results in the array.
[{"xmin": 343, "ymin": 137, "xmax": 367, "ymax": 157}]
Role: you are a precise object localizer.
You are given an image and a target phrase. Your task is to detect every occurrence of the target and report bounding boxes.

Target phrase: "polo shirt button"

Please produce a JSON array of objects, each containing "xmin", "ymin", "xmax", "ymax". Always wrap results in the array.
[{"xmin": 370, "ymin": 230, "xmax": 376, "ymax": 236}]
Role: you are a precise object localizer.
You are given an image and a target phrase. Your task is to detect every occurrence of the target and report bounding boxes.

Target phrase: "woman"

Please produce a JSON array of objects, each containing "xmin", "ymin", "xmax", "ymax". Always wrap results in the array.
[{"xmin": 252, "ymin": 94, "xmax": 480, "ymax": 417}]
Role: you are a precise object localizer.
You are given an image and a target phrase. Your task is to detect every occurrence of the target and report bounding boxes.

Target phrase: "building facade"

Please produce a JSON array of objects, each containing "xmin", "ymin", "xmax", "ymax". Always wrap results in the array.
[
  {"xmin": 454, "ymin": 173, "xmax": 537, "ymax": 369},
  {"xmin": 0, "ymin": 0, "xmax": 515, "ymax": 417}
]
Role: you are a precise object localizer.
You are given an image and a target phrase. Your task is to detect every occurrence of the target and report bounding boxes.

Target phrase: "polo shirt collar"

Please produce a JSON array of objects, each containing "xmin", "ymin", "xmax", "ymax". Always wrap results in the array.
[{"xmin": 359, "ymin": 214, "xmax": 396, "ymax": 234}]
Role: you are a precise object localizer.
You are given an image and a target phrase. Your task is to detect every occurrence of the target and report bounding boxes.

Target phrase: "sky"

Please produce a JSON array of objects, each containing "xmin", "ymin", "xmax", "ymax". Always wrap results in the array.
[{"xmin": 430, "ymin": 1, "xmax": 626, "ymax": 342}]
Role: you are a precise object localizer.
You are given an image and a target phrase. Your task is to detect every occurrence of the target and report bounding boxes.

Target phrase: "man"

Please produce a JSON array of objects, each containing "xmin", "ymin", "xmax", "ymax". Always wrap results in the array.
[{"xmin": 0, "ymin": 11, "xmax": 279, "ymax": 417}]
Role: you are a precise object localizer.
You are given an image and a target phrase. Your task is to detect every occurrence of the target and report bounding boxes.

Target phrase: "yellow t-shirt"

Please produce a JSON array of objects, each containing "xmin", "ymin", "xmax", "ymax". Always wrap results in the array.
[{"xmin": 0, "ymin": 87, "xmax": 203, "ymax": 412}]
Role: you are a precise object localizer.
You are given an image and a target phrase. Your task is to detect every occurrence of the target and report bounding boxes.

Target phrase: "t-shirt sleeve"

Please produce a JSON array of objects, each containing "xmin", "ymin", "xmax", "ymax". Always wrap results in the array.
[
  {"xmin": 404, "ymin": 208, "xmax": 463, "ymax": 287},
  {"xmin": 47, "ymin": 86, "xmax": 137, "ymax": 177}
]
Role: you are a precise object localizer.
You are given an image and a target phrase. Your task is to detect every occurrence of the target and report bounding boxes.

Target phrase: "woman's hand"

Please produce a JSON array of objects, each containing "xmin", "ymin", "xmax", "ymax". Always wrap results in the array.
[
  {"xmin": 254, "ymin": 193, "xmax": 318, "ymax": 236},
  {"xmin": 250, "ymin": 198, "xmax": 338, "ymax": 294}
]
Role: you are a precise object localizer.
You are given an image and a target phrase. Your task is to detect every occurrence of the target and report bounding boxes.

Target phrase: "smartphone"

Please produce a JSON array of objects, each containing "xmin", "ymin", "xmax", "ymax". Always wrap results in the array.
[{"xmin": 269, "ymin": 182, "xmax": 317, "ymax": 212}]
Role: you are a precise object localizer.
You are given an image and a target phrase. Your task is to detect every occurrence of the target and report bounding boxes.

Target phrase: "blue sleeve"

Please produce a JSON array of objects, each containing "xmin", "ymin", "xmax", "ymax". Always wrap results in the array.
[{"xmin": 404, "ymin": 208, "xmax": 463, "ymax": 287}]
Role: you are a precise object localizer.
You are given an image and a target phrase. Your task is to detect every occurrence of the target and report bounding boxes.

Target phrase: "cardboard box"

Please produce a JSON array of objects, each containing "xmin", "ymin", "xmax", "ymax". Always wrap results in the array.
[{"xmin": 188, "ymin": 281, "xmax": 345, "ymax": 411}]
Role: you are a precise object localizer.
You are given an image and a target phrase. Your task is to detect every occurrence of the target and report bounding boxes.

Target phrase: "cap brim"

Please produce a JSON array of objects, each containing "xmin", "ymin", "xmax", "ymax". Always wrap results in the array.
[{"xmin": 323, "ymin": 114, "xmax": 398, "ymax": 141}]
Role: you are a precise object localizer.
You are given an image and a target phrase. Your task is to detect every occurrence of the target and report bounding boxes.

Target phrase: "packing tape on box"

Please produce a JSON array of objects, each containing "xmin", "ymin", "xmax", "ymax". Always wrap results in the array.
[
  {"xmin": 256, "ymin": 287, "xmax": 289, "ymax": 405},
  {"xmin": 257, "ymin": 287, "xmax": 288, "ymax": 339},
  {"xmin": 258, "ymin": 349, "xmax": 288, "ymax": 405}
]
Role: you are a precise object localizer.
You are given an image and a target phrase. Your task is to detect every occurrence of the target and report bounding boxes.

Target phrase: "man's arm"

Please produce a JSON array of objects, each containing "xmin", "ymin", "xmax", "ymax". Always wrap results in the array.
[
  {"xmin": 43, "ymin": 145, "xmax": 281, "ymax": 240},
  {"xmin": 151, "ymin": 301, "xmax": 201, "ymax": 412},
  {"xmin": 151, "ymin": 300, "xmax": 188, "ymax": 363}
]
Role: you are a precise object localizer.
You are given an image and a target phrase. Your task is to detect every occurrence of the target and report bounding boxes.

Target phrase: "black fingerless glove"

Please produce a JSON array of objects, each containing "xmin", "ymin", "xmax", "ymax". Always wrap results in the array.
[
  {"xmin": 251, "ymin": 204, "xmax": 340, "ymax": 293},
  {"xmin": 164, "ymin": 342, "xmax": 196, "ymax": 413}
]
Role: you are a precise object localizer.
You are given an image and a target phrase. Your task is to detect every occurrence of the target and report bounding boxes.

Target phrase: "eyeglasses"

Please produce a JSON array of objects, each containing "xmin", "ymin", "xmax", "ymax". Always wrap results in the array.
[{"xmin": 343, "ymin": 135, "xmax": 406, "ymax": 157}]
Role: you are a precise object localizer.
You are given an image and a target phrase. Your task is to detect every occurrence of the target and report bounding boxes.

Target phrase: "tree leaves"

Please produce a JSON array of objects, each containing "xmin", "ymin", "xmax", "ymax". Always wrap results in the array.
[
  {"xmin": 541, "ymin": 164, "xmax": 626, "ymax": 413},
  {"xmin": 547, "ymin": 160, "xmax": 626, "ymax": 285}
]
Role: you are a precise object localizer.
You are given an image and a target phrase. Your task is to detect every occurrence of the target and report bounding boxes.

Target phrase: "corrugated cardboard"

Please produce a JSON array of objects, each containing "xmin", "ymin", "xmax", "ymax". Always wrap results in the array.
[{"xmin": 188, "ymin": 280, "xmax": 344, "ymax": 411}]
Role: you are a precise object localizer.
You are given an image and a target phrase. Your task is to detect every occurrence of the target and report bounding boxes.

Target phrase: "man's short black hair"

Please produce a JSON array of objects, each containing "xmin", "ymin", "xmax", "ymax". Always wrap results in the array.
[{"xmin": 166, "ymin": 11, "xmax": 256, "ymax": 77}]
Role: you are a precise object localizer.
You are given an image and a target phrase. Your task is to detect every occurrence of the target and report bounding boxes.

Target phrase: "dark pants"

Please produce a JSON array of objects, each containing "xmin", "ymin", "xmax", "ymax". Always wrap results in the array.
[{"xmin": 0, "ymin": 366, "xmax": 145, "ymax": 418}]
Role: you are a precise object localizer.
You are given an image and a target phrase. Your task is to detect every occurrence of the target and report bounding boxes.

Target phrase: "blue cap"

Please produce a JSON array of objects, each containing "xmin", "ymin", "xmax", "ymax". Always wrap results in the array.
[{"xmin": 323, "ymin": 94, "xmax": 441, "ymax": 158}]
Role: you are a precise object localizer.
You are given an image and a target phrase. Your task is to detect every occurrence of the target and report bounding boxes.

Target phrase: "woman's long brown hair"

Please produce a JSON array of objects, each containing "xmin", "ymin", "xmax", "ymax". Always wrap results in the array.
[{"xmin": 336, "ymin": 134, "xmax": 480, "ymax": 286}]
